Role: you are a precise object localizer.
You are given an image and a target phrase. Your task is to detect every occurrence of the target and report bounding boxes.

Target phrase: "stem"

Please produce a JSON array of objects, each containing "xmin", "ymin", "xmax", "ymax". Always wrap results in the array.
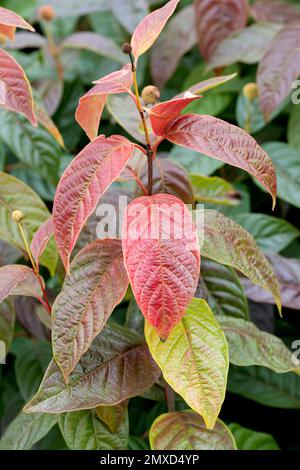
[
  {"xmin": 45, "ymin": 22, "xmax": 63, "ymax": 81},
  {"xmin": 128, "ymin": 52, "xmax": 153, "ymax": 196},
  {"xmin": 164, "ymin": 382, "xmax": 175, "ymax": 412},
  {"xmin": 244, "ymin": 100, "xmax": 253, "ymax": 134}
]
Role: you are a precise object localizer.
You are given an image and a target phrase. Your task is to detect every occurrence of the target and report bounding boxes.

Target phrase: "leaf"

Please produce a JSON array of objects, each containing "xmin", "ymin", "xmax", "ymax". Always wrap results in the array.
[
  {"xmin": 150, "ymin": 411, "xmax": 236, "ymax": 450},
  {"xmin": 36, "ymin": 78, "xmax": 63, "ymax": 116},
  {"xmin": 0, "ymin": 411, "xmax": 57, "ymax": 450},
  {"xmin": 0, "ymin": 6, "xmax": 34, "ymax": 41},
  {"xmin": 194, "ymin": 0, "xmax": 249, "ymax": 62},
  {"xmin": 131, "ymin": 0, "xmax": 180, "ymax": 60},
  {"xmin": 190, "ymin": 174, "xmax": 240, "ymax": 206},
  {"xmin": 251, "ymin": 0, "xmax": 300, "ymax": 24},
  {"xmin": 193, "ymin": 209, "xmax": 281, "ymax": 311},
  {"xmin": 236, "ymin": 93, "xmax": 268, "ymax": 134},
  {"xmin": 228, "ymin": 365, "xmax": 300, "ymax": 408},
  {"xmin": 122, "ymin": 194, "xmax": 200, "ymax": 340},
  {"xmin": 197, "ymin": 257, "xmax": 249, "ymax": 320},
  {"xmin": 75, "ymin": 65, "xmax": 132, "ymax": 141},
  {"xmin": 0, "ymin": 240, "xmax": 21, "ymax": 266},
  {"xmin": 62, "ymin": 32, "xmax": 126, "ymax": 63},
  {"xmin": 169, "ymin": 145, "xmax": 224, "ymax": 176},
  {"xmin": 6, "ymin": 31, "xmax": 47, "ymax": 49},
  {"xmin": 30, "ymin": 217, "xmax": 58, "ymax": 276},
  {"xmin": 137, "ymin": 159, "xmax": 195, "ymax": 204},
  {"xmin": 34, "ymin": 97, "xmax": 65, "ymax": 148},
  {"xmin": 15, "ymin": 296, "xmax": 50, "ymax": 341},
  {"xmin": 149, "ymin": 95, "xmax": 201, "ymax": 136},
  {"xmin": 219, "ymin": 316, "xmax": 299, "ymax": 373},
  {"xmin": 229, "ymin": 423, "xmax": 279, "ymax": 450},
  {"xmin": 111, "ymin": 0, "xmax": 148, "ymax": 34},
  {"xmin": 208, "ymin": 22, "xmax": 282, "ymax": 69},
  {"xmin": 0, "ymin": 265, "xmax": 43, "ymax": 303},
  {"xmin": 0, "ymin": 172, "xmax": 57, "ymax": 274},
  {"xmin": 53, "ymin": 135, "xmax": 134, "ymax": 272},
  {"xmin": 164, "ymin": 114, "xmax": 277, "ymax": 207},
  {"xmin": 52, "ymin": 239, "xmax": 128, "ymax": 380},
  {"xmin": 288, "ymin": 103, "xmax": 300, "ymax": 152},
  {"xmin": 181, "ymin": 73, "xmax": 238, "ymax": 95},
  {"xmin": 233, "ymin": 213, "xmax": 299, "ymax": 253},
  {"xmin": 96, "ymin": 401, "xmax": 128, "ymax": 433},
  {"xmin": 242, "ymin": 253, "xmax": 300, "ymax": 310},
  {"xmin": 257, "ymin": 22, "xmax": 300, "ymax": 120},
  {"xmin": 184, "ymin": 92, "xmax": 232, "ymax": 118},
  {"xmin": 24, "ymin": 322, "xmax": 160, "ymax": 413},
  {"xmin": 59, "ymin": 409, "xmax": 128, "ymax": 450},
  {"xmin": 260, "ymin": 142, "xmax": 300, "ymax": 208},
  {"xmin": 0, "ymin": 49, "xmax": 36, "ymax": 125},
  {"xmin": 145, "ymin": 298, "xmax": 228, "ymax": 429},
  {"xmin": 150, "ymin": 5, "xmax": 197, "ymax": 88},
  {"xmin": 0, "ymin": 299, "xmax": 15, "ymax": 352},
  {"xmin": 37, "ymin": 0, "xmax": 107, "ymax": 16}
]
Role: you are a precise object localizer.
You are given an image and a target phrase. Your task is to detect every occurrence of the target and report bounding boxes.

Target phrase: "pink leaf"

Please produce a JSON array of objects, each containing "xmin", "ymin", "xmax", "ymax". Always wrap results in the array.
[
  {"xmin": 0, "ymin": 49, "xmax": 36, "ymax": 125},
  {"xmin": 122, "ymin": 194, "xmax": 200, "ymax": 340},
  {"xmin": 194, "ymin": 0, "xmax": 249, "ymax": 62},
  {"xmin": 164, "ymin": 114, "xmax": 277, "ymax": 208},
  {"xmin": 0, "ymin": 7, "xmax": 34, "ymax": 41},
  {"xmin": 251, "ymin": 0, "xmax": 300, "ymax": 24},
  {"xmin": 0, "ymin": 265, "xmax": 42, "ymax": 303},
  {"xmin": 149, "ymin": 94, "xmax": 201, "ymax": 136},
  {"xmin": 75, "ymin": 65, "xmax": 133, "ymax": 141},
  {"xmin": 31, "ymin": 217, "xmax": 54, "ymax": 264},
  {"xmin": 257, "ymin": 22, "xmax": 300, "ymax": 120},
  {"xmin": 53, "ymin": 135, "xmax": 135, "ymax": 272},
  {"xmin": 131, "ymin": 0, "xmax": 180, "ymax": 60}
]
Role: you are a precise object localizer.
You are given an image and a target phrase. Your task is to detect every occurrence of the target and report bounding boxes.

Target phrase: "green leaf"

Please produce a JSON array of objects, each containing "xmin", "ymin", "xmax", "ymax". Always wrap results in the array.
[
  {"xmin": 194, "ymin": 209, "xmax": 281, "ymax": 312},
  {"xmin": 229, "ymin": 423, "xmax": 279, "ymax": 450},
  {"xmin": 15, "ymin": 339, "xmax": 52, "ymax": 401},
  {"xmin": 219, "ymin": 316, "xmax": 299, "ymax": 373},
  {"xmin": 185, "ymin": 91, "xmax": 232, "ymax": 117},
  {"xmin": 190, "ymin": 174, "xmax": 240, "ymax": 206},
  {"xmin": 145, "ymin": 298, "xmax": 228, "ymax": 429},
  {"xmin": 59, "ymin": 409, "xmax": 128, "ymax": 450},
  {"xmin": 0, "ymin": 172, "xmax": 58, "ymax": 275},
  {"xmin": 150, "ymin": 411, "xmax": 236, "ymax": 450},
  {"xmin": 0, "ymin": 299, "xmax": 15, "ymax": 353},
  {"xmin": 260, "ymin": 142, "xmax": 300, "ymax": 208},
  {"xmin": 198, "ymin": 258, "xmax": 249, "ymax": 320},
  {"xmin": 96, "ymin": 401, "xmax": 128, "ymax": 433},
  {"xmin": 169, "ymin": 145, "xmax": 224, "ymax": 176},
  {"xmin": 228, "ymin": 365, "xmax": 300, "ymax": 408},
  {"xmin": 24, "ymin": 322, "xmax": 160, "ymax": 413},
  {"xmin": 288, "ymin": 104, "xmax": 300, "ymax": 152},
  {"xmin": 0, "ymin": 411, "xmax": 57, "ymax": 450},
  {"xmin": 233, "ymin": 213, "xmax": 299, "ymax": 253}
]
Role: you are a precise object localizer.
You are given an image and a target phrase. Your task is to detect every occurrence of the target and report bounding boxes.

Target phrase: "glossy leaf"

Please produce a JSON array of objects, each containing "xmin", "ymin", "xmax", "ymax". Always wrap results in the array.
[
  {"xmin": 131, "ymin": 0, "xmax": 180, "ymax": 60},
  {"xmin": 190, "ymin": 174, "xmax": 240, "ymax": 206},
  {"xmin": 257, "ymin": 22, "xmax": 300, "ymax": 120},
  {"xmin": 0, "ymin": 7, "xmax": 34, "ymax": 41},
  {"xmin": 24, "ymin": 322, "xmax": 160, "ymax": 413},
  {"xmin": 150, "ymin": 5, "xmax": 196, "ymax": 87},
  {"xmin": 229, "ymin": 423, "xmax": 279, "ymax": 450},
  {"xmin": 52, "ymin": 239, "xmax": 128, "ymax": 380},
  {"xmin": 0, "ymin": 265, "xmax": 42, "ymax": 303},
  {"xmin": 228, "ymin": 365, "xmax": 300, "ymax": 408},
  {"xmin": 165, "ymin": 114, "xmax": 277, "ymax": 207},
  {"xmin": 0, "ymin": 172, "xmax": 57, "ymax": 275},
  {"xmin": 251, "ymin": 0, "xmax": 300, "ymax": 24},
  {"xmin": 122, "ymin": 194, "xmax": 200, "ymax": 340},
  {"xmin": 194, "ymin": 0, "xmax": 249, "ymax": 62},
  {"xmin": 193, "ymin": 209, "xmax": 281, "ymax": 311},
  {"xmin": 96, "ymin": 402, "xmax": 128, "ymax": 434},
  {"xmin": 59, "ymin": 409, "xmax": 128, "ymax": 450},
  {"xmin": 53, "ymin": 135, "xmax": 134, "ymax": 272},
  {"xmin": 208, "ymin": 22, "xmax": 282, "ymax": 69},
  {"xmin": 145, "ymin": 298, "xmax": 228, "ymax": 429},
  {"xmin": 219, "ymin": 316, "xmax": 299, "ymax": 373},
  {"xmin": 111, "ymin": 0, "xmax": 148, "ymax": 34},
  {"xmin": 197, "ymin": 258, "xmax": 249, "ymax": 320},
  {"xmin": 0, "ymin": 49, "xmax": 36, "ymax": 125},
  {"xmin": 75, "ymin": 65, "xmax": 132, "ymax": 141},
  {"xmin": 62, "ymin": 32, "xmax": 126, "ymax": 63},
  {"xmin": 0, "ymin": 299, "xmax": 15, "ymax": 352},
  {"xmin": 150, "ymin": 411, "xmax": 236, "ymax": 450},
  {"xmin": 0, "ymin": 411, "xmax": 57, "ymax": 450}
]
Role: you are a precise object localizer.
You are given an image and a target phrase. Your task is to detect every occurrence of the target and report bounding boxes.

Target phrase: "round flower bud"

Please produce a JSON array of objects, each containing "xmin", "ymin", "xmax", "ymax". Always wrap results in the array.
[
  {"xmin": 38, "ymin": 5, "xmax": 56, "ymax": 22},
  {"xmin": 141, "ymin": 85, "xmax": 160, "ymax": 105},
  {"xmin": 122, "ymin": 43, "xmax": 132, "ymax": 54},
  {"xmin": 11, "ymin": 210, "xmax": 24, "ymax": 222},
  {"xmin": 243, "ymin": 82, "xmax": 258, "ymax": 101}
]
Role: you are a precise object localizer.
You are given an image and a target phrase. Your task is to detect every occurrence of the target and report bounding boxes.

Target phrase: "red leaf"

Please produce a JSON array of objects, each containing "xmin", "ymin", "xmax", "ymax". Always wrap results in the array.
[
  {"xmin": 53, "ymin": 135, "xmax": 135, "ymax": 272},
  {"xmin": 0, "ymin": 265, "xmax": 42, "ymax": 303},
  {"xmin": 164, "ymin": 114, "xmax": 277, "ymax": 208},
  {"xmin": 251, "ymin": 0, "xmax": 300, "ymax": 24},
  {"xmin": 194, "ymin": 0, "xmax": 249, "ymax": 62},
  {"xmin": 75, "ymin": 65, "xmax": 133, "ymax": 140},
  {"xmin": 131, "ymin": 0, "xmax": 180, "ymax": 60},
  {"xmin": 0, "ymin": 7, "xmax": 34, "ymax": 41},
  {"xmin": 122, "ymin": 194, "xmax": 200, "ymax": 340},
  {"xmin": 257, "ymin": 22, "xmax": 300, "ymax": 120},
  {"xmin": 31, "ymin": 217, "xmax": 54, "ymax": 264},
  {"xmin": 0, "ymin": 49, "xmax": 36, "ymax": 126}
]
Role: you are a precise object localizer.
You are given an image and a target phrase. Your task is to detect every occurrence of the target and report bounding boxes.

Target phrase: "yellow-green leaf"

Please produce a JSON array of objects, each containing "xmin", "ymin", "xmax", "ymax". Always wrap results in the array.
[{"xmin": 190, "ymin": 174, "xmax": 240, "ymax": 206}]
